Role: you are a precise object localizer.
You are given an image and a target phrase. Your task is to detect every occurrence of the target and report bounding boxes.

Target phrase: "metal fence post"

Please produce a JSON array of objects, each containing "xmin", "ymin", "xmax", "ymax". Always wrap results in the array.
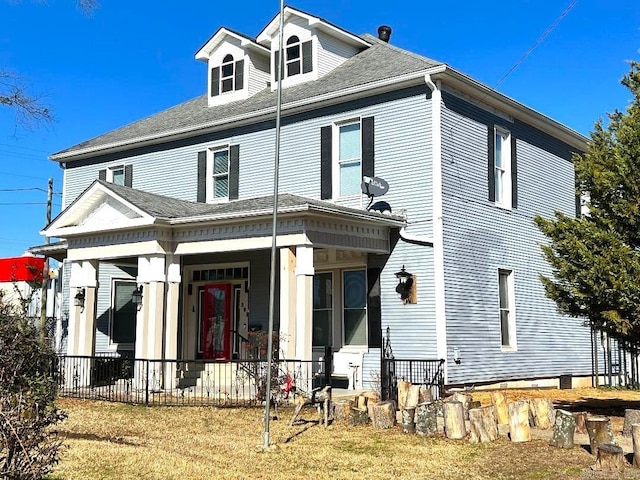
[{"xmin": 145, "ymin": 360, "xmax": 149, "ymax": 406}]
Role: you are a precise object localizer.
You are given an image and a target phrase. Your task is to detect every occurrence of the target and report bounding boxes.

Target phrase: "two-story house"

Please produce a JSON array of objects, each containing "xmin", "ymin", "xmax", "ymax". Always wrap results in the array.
[{"xmin": 37, "ymin": 7, "xmax": 592, "ymax": 392}]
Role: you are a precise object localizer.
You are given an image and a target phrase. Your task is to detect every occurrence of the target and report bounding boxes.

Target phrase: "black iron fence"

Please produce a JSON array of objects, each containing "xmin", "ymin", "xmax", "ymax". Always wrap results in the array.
[
  {"xmin": 54, "ymin": 355, "xmax": 322, "ymax": 406},
  {"xmin": 380, "ymin": 327, "xmax": 445, "ymax": 402}
]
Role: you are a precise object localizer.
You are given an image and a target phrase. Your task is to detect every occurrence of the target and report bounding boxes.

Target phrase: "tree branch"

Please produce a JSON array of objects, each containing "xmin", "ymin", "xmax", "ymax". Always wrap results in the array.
[{"xmin": 0, "ymin": 71, "xmax": 53, "ymax": 131}]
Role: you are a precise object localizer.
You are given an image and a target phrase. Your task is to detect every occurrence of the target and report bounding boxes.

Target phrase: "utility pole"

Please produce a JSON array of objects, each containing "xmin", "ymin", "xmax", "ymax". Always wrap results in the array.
[{"xmin": 39, "ymin": 178, "xmax": 53, "ymax": 342}]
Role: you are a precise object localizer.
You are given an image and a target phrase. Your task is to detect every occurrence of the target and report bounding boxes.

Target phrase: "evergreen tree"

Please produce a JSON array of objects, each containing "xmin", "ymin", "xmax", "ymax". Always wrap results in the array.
[{"xmin": 535, "ymin": 61, "xmax": 640, "ymax": 340}]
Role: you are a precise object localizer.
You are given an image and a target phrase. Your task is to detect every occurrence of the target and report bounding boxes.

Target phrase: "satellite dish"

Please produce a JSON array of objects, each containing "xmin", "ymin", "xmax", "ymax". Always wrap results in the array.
[
  {"xmin": 362, "ymin": 176, "xmax": 391, "ymax": 211},
  {"xmin": 361, "ymin": 176, "xmax": 389, "ymax": 197}
]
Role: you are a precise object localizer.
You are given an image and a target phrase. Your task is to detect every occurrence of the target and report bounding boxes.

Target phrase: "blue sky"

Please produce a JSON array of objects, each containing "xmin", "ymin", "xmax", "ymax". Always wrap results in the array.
[{"xmin": 0, "ymin": 0, "xmax": 638, "ymax": 257}]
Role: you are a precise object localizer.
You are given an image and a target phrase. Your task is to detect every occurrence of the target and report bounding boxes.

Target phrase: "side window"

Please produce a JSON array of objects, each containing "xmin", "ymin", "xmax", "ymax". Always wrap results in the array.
[
  {"xmin": 110, "ymin": 279, "xmax": 137, "ymax": 347},
  {"xmin": 336, "ymin": 121, "xmax": 361, "ymax": 197},
  {"xmin": 488, "ymin": 126, "xmax": 517, "ymax": 209},
  {"xmin": 498, "ymin": 269, "xmax": 517, "ymax": 350}
]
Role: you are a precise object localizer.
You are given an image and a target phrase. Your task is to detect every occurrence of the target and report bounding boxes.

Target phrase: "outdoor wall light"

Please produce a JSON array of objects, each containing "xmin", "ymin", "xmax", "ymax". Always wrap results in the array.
[
  {"xmin": 73, "ymin": 288, "xmax": 85, "ymax": 312},
  {"xmin": 395, "ymin": 265, "xmax": 414, "ymax": 304},
  {"xmin": 453, "ymin": 347, "xmax": 461, "ymax": 364},
  {"xmin": 132, "ymin": 285, "xmax": 143, "ymax": 310}
]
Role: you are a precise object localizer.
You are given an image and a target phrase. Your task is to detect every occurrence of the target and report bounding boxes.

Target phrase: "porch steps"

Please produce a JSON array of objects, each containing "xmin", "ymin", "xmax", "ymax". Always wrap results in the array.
[{"xmin": 176, "ymin": 361, "xmax": 206, "ymax": 389}]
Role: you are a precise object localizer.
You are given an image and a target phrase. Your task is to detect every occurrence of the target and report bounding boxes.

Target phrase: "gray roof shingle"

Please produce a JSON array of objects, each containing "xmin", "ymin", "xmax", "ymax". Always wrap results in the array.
[
  {"xmin": 53, "ymin": 37, "xmax": 443, "ymax": 158},
  {"xmin": 99, "ymin": 180, "xmax": 405, "ymax": 225}
]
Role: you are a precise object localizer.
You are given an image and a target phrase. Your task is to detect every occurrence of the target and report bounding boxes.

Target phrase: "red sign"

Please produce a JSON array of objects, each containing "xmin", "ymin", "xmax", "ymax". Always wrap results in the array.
[{"xmin": 0, "ymin": 257, "xmax": 44, "ymax": 283}]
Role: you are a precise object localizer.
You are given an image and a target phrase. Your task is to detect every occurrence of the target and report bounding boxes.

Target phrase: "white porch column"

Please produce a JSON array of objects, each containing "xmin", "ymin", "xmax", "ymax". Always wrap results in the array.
[
  {"xmin": 136, "ymin": 255, "xmax": 166, "ymax": 360},
  {"xmin": 67, "ymin": 259, "xmax": 97, "ymax": 388},
  {"xmin": 67, "ymin": 260, "xmax": 98, "ymax": 357},
  {"xmin": 164, "ymin": 255, "xmax": 181, "ymax": 389},
  {"xmin": 295, "ymin": 246, "xmax": 314, "ymax": 361},
  {"xmin": 279, "ymin": 247, "xmax": 296, "ymax": 359}
]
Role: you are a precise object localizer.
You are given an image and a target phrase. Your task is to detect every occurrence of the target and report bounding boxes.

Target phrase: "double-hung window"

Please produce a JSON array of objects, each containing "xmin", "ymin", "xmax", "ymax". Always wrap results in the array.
[
  {"xmin": 498, "ymin": 269, "xmax": 516, "ymax": 349},
  {"xmin": 313, "ymin": 272, "xmax": 333, "ymax": 347},
  {"xmin": 208, "ymin": 147, "xmax": 229, "ymax": 200},
  {"xmin": 489, "ymin": 125, "xmax": 517, "ymax": 209},
  {"xmin": 343, "ymin": 269, "xmax": 367, "ymax": 346},
  {"xmin": 111, "ymin": 279, "xmax": 137, "ymax": 347},
  {"xmin": 320, "ymin": 117, "xmax": 374, "ymax": 201},
  {"xmin": 99, "ymin": 165, "xmax": 132, "ymax": 187},
  {"xmin": 336, "ymin": 121, "xmax": 361, "ymax": 197},
  {"xmin": 210, "ymin": 54, "xmax": 244, "ymax": 97},
  {"xmin": 494, "ymin": 129, "xmax": 511, "ymax": 208},
  {"xmin": 108, "ymin": 166, "xmax": 125, "ymax": 186},
  {"xmin": 220, "ymin": 54, "xmax": 235, "ymax": 93}
]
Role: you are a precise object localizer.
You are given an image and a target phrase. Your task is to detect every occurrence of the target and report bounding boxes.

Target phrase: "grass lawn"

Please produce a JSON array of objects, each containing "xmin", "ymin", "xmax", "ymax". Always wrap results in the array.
[{"xmin": 49, "ymin": 388, "xmax": 640, "ymax": 480}]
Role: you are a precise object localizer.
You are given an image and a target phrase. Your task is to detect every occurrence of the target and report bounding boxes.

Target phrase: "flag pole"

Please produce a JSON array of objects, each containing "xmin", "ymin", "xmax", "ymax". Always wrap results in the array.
[{"xmin": 263, "ymin": 0, "xmax": 285, "ymax": 449}]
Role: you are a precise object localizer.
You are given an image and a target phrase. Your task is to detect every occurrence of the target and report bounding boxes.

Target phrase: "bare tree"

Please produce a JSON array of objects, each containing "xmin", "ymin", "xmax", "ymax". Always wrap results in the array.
[{"xmin": 1, "ymin": 1, "xmax": 99, "ymax": 131}]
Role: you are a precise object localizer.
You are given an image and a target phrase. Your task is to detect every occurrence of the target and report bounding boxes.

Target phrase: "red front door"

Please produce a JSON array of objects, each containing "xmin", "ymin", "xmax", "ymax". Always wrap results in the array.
[{"xmin": 201, "ymin": 283, "xmax": 232, "ymax": 360}]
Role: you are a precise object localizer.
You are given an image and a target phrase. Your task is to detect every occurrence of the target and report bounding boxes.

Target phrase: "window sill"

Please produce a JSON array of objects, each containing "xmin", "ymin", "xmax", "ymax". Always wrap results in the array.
[
  {"xmin": 207, "ymin": 197, "xmax": 229, "ymax": 204},
  {"xmin": 501, "ymin": 346, "xmax": 517, "ymax": 353},
  {"xmin": 494, "ymin": 202, "xmax": 512, "ymax": 211}
]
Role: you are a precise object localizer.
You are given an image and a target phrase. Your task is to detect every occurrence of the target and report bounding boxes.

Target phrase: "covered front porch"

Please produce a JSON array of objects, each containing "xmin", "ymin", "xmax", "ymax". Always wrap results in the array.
[{"xmin": 40, "ymin": 181, "xmax": 404, "ymax": 394}]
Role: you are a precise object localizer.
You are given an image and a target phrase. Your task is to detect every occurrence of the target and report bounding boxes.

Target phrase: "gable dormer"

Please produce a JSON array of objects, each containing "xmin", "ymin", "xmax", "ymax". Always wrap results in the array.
[
  {"xmin": 196, "ymin": 28, "xmax": 270, "ymax": 107},
  {"xmin": 256, "ymin": 7, "xmax": 370, "ymax": 91}
]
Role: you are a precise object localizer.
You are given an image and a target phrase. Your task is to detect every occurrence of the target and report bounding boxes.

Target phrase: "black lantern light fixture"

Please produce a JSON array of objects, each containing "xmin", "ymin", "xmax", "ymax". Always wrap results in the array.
[
  {"xmin": 132, "ymin": 285, "xmax": 143, "ymax": 310},
  {"xmin": 74, "ymin": 287, "xmax": 85, "ymax": 311},
  {"xmin": 395, "ymin": 265, "xmax": 414, "ymax": 304}
]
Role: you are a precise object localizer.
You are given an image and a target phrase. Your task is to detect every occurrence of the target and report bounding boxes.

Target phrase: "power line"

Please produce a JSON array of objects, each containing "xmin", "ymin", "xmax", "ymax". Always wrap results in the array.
[
  {"xmin": 0, "ymin": 143, "xmax": 49, "ymax": 154},
  {"xmin": 0, "ymin": 187, "xmax": 62, "ymax": 194},
  {"xmin": 494, "ymin": 0, "xmax": 579, "ymax": 89},
  {"xmin": 0, "ymin": 171, "xmax": 53, "ymax": 180}
]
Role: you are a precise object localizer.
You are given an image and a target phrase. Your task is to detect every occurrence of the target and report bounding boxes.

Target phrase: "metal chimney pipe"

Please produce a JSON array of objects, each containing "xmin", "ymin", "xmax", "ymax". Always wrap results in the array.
[{"xmin": 377, "ymin": 25, "xmax": 392, "ymax": 43}]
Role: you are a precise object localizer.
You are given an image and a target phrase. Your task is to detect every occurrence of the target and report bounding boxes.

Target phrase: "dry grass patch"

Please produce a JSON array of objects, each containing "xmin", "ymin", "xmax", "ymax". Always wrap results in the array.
[{"xmin": 48, "ymin": 395, "xmax": 608, "ymax": 480}]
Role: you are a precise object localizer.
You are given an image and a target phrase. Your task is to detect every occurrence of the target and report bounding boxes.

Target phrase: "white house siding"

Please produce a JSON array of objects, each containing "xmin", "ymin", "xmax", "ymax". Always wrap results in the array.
[
  {"xmin": 440, "ymin": 91, "xmax": 591, "ymax": 385},
  {"xmin": 248, "ymin": 54, "xmax": 270, "ymax": 96},
  {"xmin": 316, "ymin": 31, "xmax": 360, "ymax": 79}
]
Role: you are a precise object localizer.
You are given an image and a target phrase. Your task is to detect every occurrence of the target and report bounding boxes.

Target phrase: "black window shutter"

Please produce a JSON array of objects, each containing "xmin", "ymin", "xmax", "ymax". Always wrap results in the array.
[
  {"xmin": 511, "ymin": 136, "xmax": 518, "ymax": 209},
  {"xmin": 487, "ymin": 126, "xmax": 495, "ymax": 202},
  {"xmin": 367, "ymin": 268, "xmax": 382, "ymax": 348},
  {"xmin": 274, "ymin": 50, "xmax": 282, "ymax": 81},
  {"xmin": 362, "ymin": 117, "xmax": 375, "ymax": 178},
  {"xmin": 320, "ymin": 126, "xmax": 332, "ymax": 200},
  {"xmin": 211, "ymin": 67, "xmax": 220, "ymax": 97},
  {"xmin": 302, "ymin": 40, "xmax": 313, "ymax": 74},
  {"xmin": 235, "ymin": 59, "xmax": 244, "ymax": 91},
  {"xmin": 229, "ymin": 145, "xmax": 239, "ymax": 201},
  {"xmin": 98, "ymin": 169, "xmax": 106, "ymax": 181},
  {"xmin": 197, "ymin": 151, "xmax": 207, "ymax": 203},
  {"xmin": 124, "ymin": 164, "xmax": 133, "ymax": 188}
]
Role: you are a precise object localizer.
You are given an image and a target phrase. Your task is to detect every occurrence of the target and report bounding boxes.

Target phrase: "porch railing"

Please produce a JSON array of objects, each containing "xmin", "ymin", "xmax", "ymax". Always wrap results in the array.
[{"xmin": 53, "ymin": 355, "xmax": 323, "ymax": 406}]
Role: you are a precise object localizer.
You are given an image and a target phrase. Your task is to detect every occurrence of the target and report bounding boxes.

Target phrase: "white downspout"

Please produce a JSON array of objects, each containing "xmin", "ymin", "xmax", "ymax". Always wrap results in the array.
[{"xmin": 424, "ymin": 74, "xmax": 448, "ymax": 384}]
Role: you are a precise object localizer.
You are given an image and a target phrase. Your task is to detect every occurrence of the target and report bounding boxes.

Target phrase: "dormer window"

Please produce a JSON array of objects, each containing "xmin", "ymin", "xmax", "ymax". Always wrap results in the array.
[
  {"xmin": 275, "ymin": 36, "xmax": 313, "ymax": 81},
  {"xmin": 211, "ymin": 54, "xmax": 244, "ymax": 97}
]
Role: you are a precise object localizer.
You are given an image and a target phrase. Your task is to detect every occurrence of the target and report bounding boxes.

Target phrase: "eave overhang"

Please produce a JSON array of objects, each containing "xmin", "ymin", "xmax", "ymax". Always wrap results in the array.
[
  {"xmin": 50, "ymin": 65, "xmax": 588, "ymax": 163},
  {"xmin": 195, "ymin": 27, "xmax": 270, "ymax": 61}
]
